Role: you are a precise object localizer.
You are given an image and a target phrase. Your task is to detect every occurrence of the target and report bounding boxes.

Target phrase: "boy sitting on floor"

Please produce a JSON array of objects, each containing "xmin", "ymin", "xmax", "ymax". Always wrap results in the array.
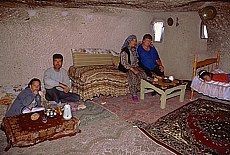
[{"xmin": 5, "ymin": 78, "xmax": 44, "ymax": 117}]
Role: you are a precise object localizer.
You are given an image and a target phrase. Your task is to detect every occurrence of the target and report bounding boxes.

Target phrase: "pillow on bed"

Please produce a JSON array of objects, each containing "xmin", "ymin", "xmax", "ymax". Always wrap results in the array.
[
  {"xmin": 72, "ymin": 51, "xmax": 113, "ymax": 67},
  {"xmin": 112, "ymin": 56, "xmax": 120, "ymax": 68},
  {"xmin": 211, "ymin": 69, "xmax": 227, "ymax": 74}
]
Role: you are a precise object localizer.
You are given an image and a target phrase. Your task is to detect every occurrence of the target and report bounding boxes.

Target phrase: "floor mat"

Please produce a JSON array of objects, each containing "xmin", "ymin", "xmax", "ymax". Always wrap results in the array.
[
  {"xmin": 140, "ymin": 98, "xmax": 230, "ymax": 155},
  {"xmin": 93, "ymin": 91, "xmax": 193, "ymax": 123},
  {"xmin": 0, "ymin": 101, "xmax": 173, "ymax": 155}
]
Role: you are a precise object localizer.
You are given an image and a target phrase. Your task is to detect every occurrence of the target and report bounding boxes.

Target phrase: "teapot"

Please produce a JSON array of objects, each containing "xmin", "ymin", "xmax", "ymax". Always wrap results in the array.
[{"xmin": 63, "ymin": 104, "xmax": 72, "ymax": 120}]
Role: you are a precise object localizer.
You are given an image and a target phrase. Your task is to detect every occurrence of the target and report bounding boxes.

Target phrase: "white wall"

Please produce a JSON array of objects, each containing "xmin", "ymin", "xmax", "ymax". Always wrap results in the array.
[{"xmin": 0, "ymin": 7, "xmax": 206, "ymax": 86}]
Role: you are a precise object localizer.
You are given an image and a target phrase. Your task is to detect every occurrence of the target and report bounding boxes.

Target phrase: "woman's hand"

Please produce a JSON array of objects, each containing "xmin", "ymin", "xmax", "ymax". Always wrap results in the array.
[
  {"xmin": 159, "ymin": 65, "xmax": 164, "ymax": 72},
  {"xmin": 130, "ymin": 67, "xmax": 139, "ymax": 75},
  {"xmin": 137, "ymin": 67, "xmax": 143, "ymax": 71}
]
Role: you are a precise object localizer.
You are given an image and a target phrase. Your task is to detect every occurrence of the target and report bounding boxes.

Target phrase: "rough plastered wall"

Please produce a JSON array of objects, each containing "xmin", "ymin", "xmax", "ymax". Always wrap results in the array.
[
  {"xmin": 150, "ymin": 12, "xmax": 207, "ymax": 80},
  {"xmin": 0, "ymin": 7, "xmax": 206, "ymax": 86},
  {"xmin": 205, "ymin": 4, "xmax": 230, "ymax": 72},
  {"xmin": 0, "ymin": 7, "xmax": 153, "ymax": 86}
]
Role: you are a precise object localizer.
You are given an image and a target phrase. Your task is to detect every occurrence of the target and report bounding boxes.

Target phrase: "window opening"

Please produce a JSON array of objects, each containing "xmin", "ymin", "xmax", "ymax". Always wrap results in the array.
[
  {"xmin": 200, "ymin": 21, "xmax": 208, "ymax": 39},
  {"xmin": 152, "ymin": 21, "xmax": 164, "ymax": 42}
]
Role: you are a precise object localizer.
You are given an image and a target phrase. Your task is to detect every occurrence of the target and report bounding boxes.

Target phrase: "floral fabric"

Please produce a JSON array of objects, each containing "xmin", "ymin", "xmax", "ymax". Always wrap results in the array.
[{"xmin": 69, "ymin": 65, "xmax": 129, "ymax": 101}]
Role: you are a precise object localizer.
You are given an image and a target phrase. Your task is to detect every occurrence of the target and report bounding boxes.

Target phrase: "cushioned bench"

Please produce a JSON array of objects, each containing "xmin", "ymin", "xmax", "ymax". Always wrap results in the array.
[{"xmin": 68, "ymin": 48, "xmax": 129, "ymax": 101}]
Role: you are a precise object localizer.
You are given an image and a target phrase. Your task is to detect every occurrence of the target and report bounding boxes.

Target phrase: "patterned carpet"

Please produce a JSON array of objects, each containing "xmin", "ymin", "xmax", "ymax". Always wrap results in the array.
[
  {"xmin": 2, "ymin": 88, "xmax": 229, "ymax": 155},
  {"xmin": 0, "ymin": 101, "xmax": 173, "ymax": 155},
  {"xmin": 92, "ymin": 91, "xmax": 230, "ymax": 155},
  {"xmin": 141, "ymin": 98, "xmax": 230, "ymax": 155}
]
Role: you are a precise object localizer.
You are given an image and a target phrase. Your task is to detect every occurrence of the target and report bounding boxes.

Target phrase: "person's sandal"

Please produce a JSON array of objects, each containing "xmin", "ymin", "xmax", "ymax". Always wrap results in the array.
[{"xmin": 78, "ymin": 104, "xmax": 86, "ymax": 110}]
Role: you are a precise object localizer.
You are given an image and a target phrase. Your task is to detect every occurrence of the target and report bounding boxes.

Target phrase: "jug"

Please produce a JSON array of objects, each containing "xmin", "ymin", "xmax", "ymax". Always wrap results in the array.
[{"xmin": 63, "ymin": 104, "xmax": 72, "ymax": 120}]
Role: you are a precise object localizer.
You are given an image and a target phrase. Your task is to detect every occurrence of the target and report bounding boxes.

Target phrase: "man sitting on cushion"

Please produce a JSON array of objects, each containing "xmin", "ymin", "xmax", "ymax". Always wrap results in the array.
[{"xmin": 44, "ymin": 54, "xmax": 83, "ymax": 110}]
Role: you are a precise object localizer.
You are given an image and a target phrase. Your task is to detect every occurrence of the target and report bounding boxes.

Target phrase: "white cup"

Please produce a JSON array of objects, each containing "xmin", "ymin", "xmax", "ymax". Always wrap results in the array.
[{"xmin": 169, "ymin": 76, "xmax": 174, "ymax": 81}]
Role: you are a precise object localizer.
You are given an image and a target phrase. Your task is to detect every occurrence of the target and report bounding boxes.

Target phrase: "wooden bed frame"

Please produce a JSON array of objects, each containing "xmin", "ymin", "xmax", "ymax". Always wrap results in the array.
[{"xmin": 190, "ymin": 51, "xmax": 220, "ymax": 100}]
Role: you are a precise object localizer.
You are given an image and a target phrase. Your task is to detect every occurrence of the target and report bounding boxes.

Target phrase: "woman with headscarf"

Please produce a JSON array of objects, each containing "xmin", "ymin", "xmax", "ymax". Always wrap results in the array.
[{"xmin": 118, "ymin": 35, "xmax": 147, "ymax": 102}]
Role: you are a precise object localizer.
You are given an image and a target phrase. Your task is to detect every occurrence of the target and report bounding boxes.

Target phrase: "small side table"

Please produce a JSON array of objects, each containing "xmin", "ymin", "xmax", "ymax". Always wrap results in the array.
[{"xmin": 140, "ymin": 79, "xmax": 187, "ymax": 109}]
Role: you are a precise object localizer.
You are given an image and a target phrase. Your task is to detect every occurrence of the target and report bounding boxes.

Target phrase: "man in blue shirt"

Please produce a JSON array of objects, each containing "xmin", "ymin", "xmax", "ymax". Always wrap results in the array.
[{"xmin": 137, "ymin": 34, "xmax": 164, "ymax": 77}]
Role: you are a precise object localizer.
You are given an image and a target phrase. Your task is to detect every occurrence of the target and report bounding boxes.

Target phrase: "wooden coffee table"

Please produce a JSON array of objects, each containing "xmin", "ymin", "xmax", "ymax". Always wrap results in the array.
[
  {"xmin": 140, "ymin": 79, "xmax": 187, "ymax": 109},
  {"xmin": 1, "ymin": 110, "xmax": 80, "ymax": 151}
]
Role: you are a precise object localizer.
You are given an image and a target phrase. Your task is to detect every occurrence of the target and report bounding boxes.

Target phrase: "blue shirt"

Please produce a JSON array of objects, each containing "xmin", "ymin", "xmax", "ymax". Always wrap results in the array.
[{"xmin": 137, "ymin": 44, "xmax": 160, "ymax": 70}]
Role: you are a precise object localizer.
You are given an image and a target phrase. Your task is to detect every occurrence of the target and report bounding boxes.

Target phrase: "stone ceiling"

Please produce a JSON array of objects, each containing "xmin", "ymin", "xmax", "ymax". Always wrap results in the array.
[{"xmin": 0, "ymin": 0, "xmax": 229, "ymax": 12}]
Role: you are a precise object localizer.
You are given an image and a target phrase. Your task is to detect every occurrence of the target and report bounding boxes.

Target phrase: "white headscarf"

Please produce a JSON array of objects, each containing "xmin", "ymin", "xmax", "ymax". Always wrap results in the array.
[{"xmin": 121, "ymin": 35, "xmax": 137, "ymax": 50}]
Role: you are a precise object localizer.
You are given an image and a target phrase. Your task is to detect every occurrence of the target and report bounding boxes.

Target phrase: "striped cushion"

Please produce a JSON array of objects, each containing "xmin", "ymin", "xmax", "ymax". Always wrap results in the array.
[
  {"xmin": 112, "ymin": 56, "xmax": 120, "ymax": 68},
  {"xmin": 72, "ymin": 50, "xmax": 113, "ymax": 67}
]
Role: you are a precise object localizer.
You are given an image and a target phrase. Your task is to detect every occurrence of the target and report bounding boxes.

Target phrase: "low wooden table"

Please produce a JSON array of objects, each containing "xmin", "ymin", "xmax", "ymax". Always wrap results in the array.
[
  {"xmin": 140, "ymin": 79, "xmax": 187, "ymax": 109},
  {"xmin": 1, "ymin": 110, "xmax": 80, "ymax": 151}
]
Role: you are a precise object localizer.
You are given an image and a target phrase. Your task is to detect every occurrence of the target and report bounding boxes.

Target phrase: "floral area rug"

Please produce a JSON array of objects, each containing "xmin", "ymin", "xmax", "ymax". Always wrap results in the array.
[
  {"xmin": 0, "ymin": 101, "xmax": 173, "ymax": 155},
  {"xmin": 139, "ymin": 99, "xmax": 230, "ymax": 155}
]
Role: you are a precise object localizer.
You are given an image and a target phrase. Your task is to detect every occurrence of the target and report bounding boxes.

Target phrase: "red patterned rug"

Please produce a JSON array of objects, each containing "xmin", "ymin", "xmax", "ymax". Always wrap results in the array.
[{"xmin": 139, "ymin": 99, "xmax": 230, "ymax": 155}]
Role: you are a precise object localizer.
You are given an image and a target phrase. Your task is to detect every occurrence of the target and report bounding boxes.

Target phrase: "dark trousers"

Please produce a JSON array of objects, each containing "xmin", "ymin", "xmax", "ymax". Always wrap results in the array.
[
  {"xmin": 138, "ymin": 61, "xmax": 164, "ymax": 77},
  {"xmin": 45, "ymin": 87, "xmax": 80, "ymax": 103},
  {"xmin": 142, "ymin": 65, "xmax": 164, "ymax": 77}
]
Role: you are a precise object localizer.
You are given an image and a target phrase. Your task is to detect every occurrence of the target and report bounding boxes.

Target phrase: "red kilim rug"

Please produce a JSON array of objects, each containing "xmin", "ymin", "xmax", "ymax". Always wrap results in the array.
[{"xmin": 139, "ymin": 99, "xmax": 230, "ymax": 155}]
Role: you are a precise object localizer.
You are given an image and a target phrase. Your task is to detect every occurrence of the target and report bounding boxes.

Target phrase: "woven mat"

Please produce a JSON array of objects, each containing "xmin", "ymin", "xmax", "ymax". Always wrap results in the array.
[{"xmin": 139, "ymin": 98, "xmax": 230, "ymax": 155}]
